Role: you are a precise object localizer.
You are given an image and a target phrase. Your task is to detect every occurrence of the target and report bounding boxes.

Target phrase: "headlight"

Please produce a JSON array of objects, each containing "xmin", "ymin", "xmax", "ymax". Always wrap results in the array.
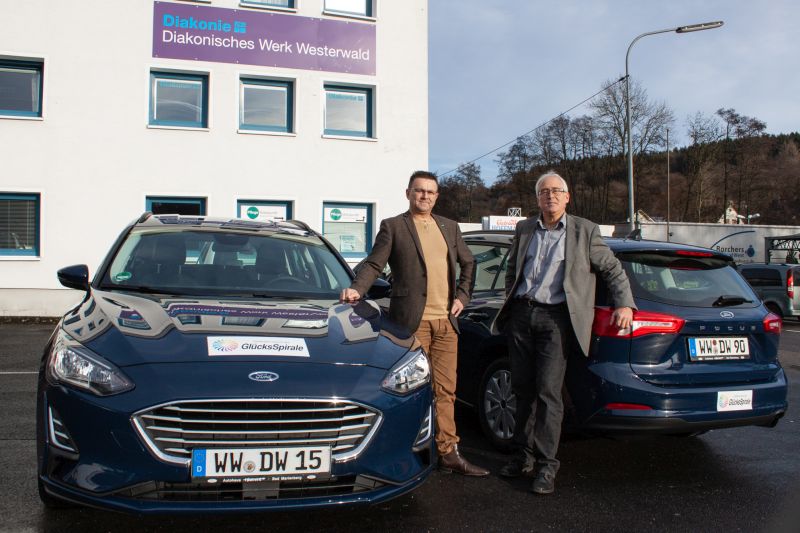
[
  {"xmin": 381, "ymin": 349, "xmax": 430, "ymax": 395},
  {"xmin": 47, "ymin": 329, "xmax": 134, "ymax": 396}
]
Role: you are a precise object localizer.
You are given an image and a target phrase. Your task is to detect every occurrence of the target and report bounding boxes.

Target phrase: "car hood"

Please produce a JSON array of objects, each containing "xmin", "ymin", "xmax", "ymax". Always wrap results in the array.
[{"xmin": 59, "ymin": 290, "xmax": 416, "ymax": 370}]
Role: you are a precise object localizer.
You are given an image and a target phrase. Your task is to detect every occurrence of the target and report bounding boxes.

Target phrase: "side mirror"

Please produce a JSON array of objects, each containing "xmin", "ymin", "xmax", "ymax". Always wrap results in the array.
[
  {"xmin": 57, "ymin": 264, "xmax": 90, "ymax": 292},
  {"xmin": 366, "ymin": 278, "xmax": 391, "ymax": 299}
]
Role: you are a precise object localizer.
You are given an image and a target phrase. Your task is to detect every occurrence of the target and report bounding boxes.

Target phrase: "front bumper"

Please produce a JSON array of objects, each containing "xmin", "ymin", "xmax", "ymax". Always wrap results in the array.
[{"xmin": 37, "ymin": 361, "xmax": 435, "ymax": 513}]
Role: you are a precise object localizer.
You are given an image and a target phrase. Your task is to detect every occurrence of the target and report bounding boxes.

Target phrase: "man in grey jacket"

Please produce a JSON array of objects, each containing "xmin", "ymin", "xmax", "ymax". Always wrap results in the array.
[{"xmin": 493, "ymin": 170, "xmax": 635, "ymax": 494}]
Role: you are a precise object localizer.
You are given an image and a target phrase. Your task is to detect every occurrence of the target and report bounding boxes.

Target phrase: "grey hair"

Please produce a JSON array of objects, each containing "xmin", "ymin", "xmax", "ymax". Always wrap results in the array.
[{"xmin": 535, "ymin": 171, "xmax": 569, "ymax": 195}]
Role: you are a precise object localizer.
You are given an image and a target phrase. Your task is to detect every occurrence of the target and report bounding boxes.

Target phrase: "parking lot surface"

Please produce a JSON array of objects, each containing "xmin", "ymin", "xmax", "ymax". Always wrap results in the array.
[{"xmin": 1, "ymin": 322, "xmax": 798, "ymax": 532}]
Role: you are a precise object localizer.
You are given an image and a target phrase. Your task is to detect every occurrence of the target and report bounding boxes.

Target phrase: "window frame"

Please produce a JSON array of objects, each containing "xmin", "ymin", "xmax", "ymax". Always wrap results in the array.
[
  {"xmin": 0, "ymin": 193, "xmax": 40, "ymax": 256},
  {"xmin": 146, "ymin": 196, "xmax": 207, "ymax": 216},
  {"xmin": 323, "ymin": 0, "xmax": 373, "ymax": 18},
  {"xmin": 322, "ymin": 202, "xmax": 373, "ymax": 259},
  {"xmin": 323, "ymin": 84, "xmax": 374, "ymax": 138},
  {"xmin": 240, "ymin": 0, "xmax": 296, "ymax": 10},
  {"xmin": 0, "ymin": 59, "xmax": 44, "ymax": 118},
  {"xmin": 239, "ymin": 78, "xmax": 294, "ymax": 133},
  {"xmin": 149, "ymin": 71, "xmax": 209, "ymax": 129}
]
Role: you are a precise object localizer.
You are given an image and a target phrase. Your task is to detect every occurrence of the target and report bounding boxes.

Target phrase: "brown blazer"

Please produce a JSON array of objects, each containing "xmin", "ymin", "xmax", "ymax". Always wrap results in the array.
[{"xmin": 350, "ymin": 211, "xmax": 475, "ymax": 333}]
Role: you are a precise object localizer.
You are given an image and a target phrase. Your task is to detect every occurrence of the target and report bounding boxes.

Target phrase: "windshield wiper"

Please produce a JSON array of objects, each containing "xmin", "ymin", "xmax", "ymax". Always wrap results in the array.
[
  {"xmin": 103, "ymin": 285, "xmax": 185, "ymax": 296},
  {"xmin": 712, "ymin": 295, "xmax": 753, "ymax": 307}
]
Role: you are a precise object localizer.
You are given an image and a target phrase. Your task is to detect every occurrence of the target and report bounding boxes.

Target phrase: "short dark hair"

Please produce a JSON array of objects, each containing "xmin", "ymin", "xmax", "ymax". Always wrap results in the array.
[{"xmin": 408, "ymin": 170, "xmax": 438, "ymax": 189}]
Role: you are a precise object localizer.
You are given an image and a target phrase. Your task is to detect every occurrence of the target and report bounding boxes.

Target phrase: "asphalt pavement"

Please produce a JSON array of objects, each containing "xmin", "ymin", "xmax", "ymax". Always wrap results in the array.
[{"xmin": 1, "ymin": 322, "xmax": 798, "ymax": 533}]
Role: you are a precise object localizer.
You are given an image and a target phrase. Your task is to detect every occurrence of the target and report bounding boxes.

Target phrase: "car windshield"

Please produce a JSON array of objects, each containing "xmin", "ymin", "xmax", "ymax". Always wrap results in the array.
[
  {"xmin": 618, "ymin": 252, "xmax": 759, "ymax": 308},
  {"xmin": 99, "ymin": 229, "xmax": 352, "ymax": 298}
]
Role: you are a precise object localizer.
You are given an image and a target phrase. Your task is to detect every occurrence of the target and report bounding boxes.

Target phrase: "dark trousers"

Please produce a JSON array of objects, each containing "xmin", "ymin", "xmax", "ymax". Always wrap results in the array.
[{"xmin": 507, "ymin": 300, "xmax": 573, "ymax": 476}]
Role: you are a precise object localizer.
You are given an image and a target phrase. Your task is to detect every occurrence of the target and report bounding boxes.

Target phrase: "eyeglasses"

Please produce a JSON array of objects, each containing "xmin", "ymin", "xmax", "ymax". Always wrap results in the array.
[
  {"xmin": 537, "ymin": 188, "xmax": 567, "ymax": 197},
  {"xmin": 410, "ymin": 188, "xmax": 438, "ymax": 196}
]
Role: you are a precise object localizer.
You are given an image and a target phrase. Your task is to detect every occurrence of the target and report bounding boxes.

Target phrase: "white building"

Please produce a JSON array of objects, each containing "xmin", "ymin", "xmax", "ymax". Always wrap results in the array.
[{"xmin": 0, "ymin": 0, "xmax": 428, "ymax": 316}]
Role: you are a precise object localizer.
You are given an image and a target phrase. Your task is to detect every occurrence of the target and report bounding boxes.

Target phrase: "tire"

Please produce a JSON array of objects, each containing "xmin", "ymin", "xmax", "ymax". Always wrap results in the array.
[{"xmin": 477, "ymin": 358, "xmax": 517, "ymax": 452}]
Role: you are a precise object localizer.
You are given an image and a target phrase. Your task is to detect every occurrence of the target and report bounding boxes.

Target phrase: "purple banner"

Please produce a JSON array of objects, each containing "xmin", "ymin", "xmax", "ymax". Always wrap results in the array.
[{"xmin": 152, "ymin": 1, "xmax": 375, "ymax": 75}]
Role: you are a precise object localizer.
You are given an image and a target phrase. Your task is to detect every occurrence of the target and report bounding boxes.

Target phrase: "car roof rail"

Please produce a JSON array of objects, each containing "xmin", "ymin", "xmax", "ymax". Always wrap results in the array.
[
  {"xmin": 137, "ymin": 211, "xmax": 153, "ymax": 223},
  {"xmin": 286, "ymin": 219, "xmax": 314, "ymax": 233}
]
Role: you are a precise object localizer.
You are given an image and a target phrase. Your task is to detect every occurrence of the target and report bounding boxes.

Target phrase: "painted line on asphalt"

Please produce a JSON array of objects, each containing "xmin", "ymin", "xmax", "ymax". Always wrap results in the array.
[{"xmin": 0, "ymin": 371, "xmax": 37, "ymax": 375}]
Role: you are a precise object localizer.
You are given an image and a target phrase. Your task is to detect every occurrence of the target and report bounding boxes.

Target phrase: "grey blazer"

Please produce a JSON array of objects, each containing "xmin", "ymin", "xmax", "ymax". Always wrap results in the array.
[
  {"xmin": 493, "ymin": 214, "xmax": 635, "ymax": 356},
  {"xmin": 350, "ymin": 211, "xmax": 475, "ymax": 334}
]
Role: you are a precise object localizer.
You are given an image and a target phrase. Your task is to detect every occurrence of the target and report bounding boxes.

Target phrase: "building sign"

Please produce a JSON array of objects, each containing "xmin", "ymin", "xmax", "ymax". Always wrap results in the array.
[
  {"xmin": 240, "ymin": 203, "xmax": 288, "ymax": 222},
  {"xmin": 324, "ymin": 206, "xmax": 366, "ymax": 223},
  {"xmin": 152, "ymin": 1, "xmax": 376, "ymax": 75}
]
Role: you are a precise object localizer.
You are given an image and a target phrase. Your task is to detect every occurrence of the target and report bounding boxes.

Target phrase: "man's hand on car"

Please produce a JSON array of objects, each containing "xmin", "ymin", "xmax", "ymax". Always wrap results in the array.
[{"xmin": 340, "ymin": 288, "xmax": 361, "ymax": 303}]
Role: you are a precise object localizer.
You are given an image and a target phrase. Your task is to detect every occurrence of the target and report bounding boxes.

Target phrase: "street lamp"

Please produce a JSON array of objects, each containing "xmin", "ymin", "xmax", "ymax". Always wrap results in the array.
[{"xmin": 625, "ymin": 20, "xmax": 723, "ymax": 232}]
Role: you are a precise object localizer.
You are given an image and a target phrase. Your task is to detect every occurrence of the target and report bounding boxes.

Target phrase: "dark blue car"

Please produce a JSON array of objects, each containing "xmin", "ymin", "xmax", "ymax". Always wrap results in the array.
[
  {"xmin": 36, "ymin": 214, "xmax": 434, "ymax": 513},
  {"xmin": 456, "ymin": 231, "xmax": 788, "ymax": 450}
]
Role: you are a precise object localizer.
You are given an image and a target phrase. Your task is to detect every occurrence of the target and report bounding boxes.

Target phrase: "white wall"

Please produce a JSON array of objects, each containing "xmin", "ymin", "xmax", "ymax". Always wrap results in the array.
[{"xmin": 0, "ymin": 0, "xmax": 428, "ymax": 315}]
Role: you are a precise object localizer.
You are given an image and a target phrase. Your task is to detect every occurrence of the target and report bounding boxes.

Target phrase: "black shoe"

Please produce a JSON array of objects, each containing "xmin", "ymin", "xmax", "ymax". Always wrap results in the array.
[
  {"xmin": 530, "ymin": 471, "xmax": 555, "ymax": 495},
  {"xmin": 499, "ymin": 457, "xmax": 534, "ymax": 478}
]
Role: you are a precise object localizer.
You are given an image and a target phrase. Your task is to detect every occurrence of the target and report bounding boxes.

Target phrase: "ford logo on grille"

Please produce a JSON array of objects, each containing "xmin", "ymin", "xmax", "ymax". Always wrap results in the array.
[
  {"xmin": 248, "ymin": 371, "xmax": 279, "ymax": 382},
  {"xmin": 720, "ymin": 311, "xmax": 735, "ymax": 318}
]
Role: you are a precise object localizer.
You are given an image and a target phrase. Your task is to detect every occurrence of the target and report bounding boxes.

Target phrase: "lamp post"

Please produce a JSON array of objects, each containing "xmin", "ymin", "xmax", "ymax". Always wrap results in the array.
[{"xmin": 625, "ymin": 20, "xmax": 723, "ymax": 233}]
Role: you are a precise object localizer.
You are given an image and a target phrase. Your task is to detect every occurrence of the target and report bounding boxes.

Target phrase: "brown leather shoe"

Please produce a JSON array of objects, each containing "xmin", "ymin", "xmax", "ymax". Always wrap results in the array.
[{"xmin": 438, "ymin": 445, "xmax": 490, "ymax": 477}]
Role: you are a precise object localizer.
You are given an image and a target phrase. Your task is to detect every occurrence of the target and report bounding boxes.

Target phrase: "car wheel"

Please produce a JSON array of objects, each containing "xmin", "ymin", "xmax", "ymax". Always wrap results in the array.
[
  {"xmin": 38, "ymin": 478, "xmax": 74, "ymax": 509},
  {"xmin": 478, "ymin": 358, "xmax": 517, "ymax": 452}
]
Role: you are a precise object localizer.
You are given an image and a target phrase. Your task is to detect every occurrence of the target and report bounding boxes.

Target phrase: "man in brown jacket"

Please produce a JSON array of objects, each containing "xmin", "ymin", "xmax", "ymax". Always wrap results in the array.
[{"xmin": 341, "ymin": 170, "xmax": 488, "ymax": 476}]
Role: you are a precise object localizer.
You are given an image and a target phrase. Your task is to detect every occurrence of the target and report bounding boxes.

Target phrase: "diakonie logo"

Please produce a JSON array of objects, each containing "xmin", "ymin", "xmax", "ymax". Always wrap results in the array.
[{"xmin": 213, "ymin": 339, "xmax": 239, "ymax": 352}]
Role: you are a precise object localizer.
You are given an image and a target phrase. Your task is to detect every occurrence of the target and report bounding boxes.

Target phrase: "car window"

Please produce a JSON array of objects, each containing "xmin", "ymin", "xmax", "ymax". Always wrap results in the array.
[
  {"xmin": 102, "ymin": 229, "xmax": 351, "ymax": 297},
  {"xmin": 617, "ymin": 252, "xmax": 758, "ymax": 308},
  {"xmin": 740, "ymin": 267, "xmax": 782, "ymax": 287},
  {"xmin": 467, "ymin": 243, "xmax": 508, "ymax": 291}
]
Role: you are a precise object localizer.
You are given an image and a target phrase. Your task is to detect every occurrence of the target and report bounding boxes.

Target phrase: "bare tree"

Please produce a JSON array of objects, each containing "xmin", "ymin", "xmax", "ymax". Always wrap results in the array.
[{"xmin": 683, "ymin": 112, "xmax": 722, "ymax": 220}]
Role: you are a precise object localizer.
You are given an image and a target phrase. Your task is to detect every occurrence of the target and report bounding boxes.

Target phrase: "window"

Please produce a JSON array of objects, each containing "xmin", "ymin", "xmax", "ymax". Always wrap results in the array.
[
  {"xmin": 149, "ymin": 71, "xmax": 208, "ymax": 128},
  {"xmin": 240, "ymin": 79, "xmax": 293, "ymax": 132},
  {"xmin": 740, "ymin": 268, "xmax": 782, "ymax": 287},
  {"xmin": 325, "ymin": 0, "xmax": 372, "ymax": 17},
  {"xmin": 468, "ymin": 244, "xmax": 509, "ymax": 292},
  {"xmin": 0, "ymin": 193, "xmax": 39, "ymax": 256},
  {"xmin": 324, "ymin": 85, "xmax": 372, "ymax": 138},
  {"xmin": 146, "ymin": 197, "xmax": 207, "ymax": 216},
  {"xmin": 237, "ymin": 200, "xmax": 292, "ymax": 222},
  {"xmin": 0, "ymin": 60, "xmax": 43, "ymax": 117},
  {"xmin": 322, "ymin": 203, "xmax": 372, "ymax": 258},
  {"xmin": 241, "ymin": 0, "xmax": 294, "ymax": 8}
]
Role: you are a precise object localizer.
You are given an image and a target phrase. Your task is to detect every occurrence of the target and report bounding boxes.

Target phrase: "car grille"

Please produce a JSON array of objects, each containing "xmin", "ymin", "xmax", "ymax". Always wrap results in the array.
[
  {"xmin": 114, "ymin": 475, "xmax": 386, "ymax": 502},
  {"xmin": 132, "ymin": 399, "xmax": 382, "ymax": 465}
]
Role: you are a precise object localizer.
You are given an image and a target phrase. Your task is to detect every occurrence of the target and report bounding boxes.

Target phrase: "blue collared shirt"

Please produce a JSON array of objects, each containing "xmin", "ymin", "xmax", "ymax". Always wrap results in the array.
[{"xmin": 514, "ymin": 215, "xmax": 567, "ymax": 304}]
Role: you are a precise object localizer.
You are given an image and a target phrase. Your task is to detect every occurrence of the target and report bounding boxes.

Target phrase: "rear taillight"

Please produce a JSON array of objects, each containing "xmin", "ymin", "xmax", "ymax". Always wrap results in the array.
[
  {"xmin": 787, "ymin": 269, "xmax": 794, "ymax": 299},
  {"xmin": 763, "ymin": 312, "xmax": 782, "ymax": 334},
  {"xmin": 592, "ymin": 307, "xmax": 686, "ymax": 338}
]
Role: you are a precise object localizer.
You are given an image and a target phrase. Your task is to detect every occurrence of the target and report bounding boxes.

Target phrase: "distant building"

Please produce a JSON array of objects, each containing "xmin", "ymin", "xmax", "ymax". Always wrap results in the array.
[{"xmin": 1, "ymin": 0, "xmax": 428, "ymax": 315}]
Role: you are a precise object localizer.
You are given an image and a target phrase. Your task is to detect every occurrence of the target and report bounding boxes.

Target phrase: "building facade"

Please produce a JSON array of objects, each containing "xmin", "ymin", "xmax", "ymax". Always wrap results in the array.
[{"xmin": 0, "ymin": 0, "xmax": 428, "ymax": 316}]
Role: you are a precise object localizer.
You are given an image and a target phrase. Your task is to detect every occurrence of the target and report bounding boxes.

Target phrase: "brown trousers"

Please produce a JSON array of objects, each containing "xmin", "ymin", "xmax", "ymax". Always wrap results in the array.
[{"xmin": 414, "ymin": 318, "xmax": 459, "ymax": 454}]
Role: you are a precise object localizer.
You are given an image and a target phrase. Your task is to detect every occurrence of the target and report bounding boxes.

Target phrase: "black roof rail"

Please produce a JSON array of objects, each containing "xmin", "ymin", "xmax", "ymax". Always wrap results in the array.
[
  {"xmin": 286, "ymin": 219, "xmax": 314, "ymax": 233},
  {"xmin": 137, "ymin": 211, "xmax": 153, "ymax": 223}
]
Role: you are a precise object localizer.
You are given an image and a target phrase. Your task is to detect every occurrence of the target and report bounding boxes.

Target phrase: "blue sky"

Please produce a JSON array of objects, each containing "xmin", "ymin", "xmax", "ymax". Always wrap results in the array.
[{"xmin": 428, "ymin": 0, "xmax": 800, "ymax": 183}]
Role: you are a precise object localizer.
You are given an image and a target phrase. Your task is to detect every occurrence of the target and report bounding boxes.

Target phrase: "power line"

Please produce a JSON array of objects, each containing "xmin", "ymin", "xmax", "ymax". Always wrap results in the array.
[{"xmin": 438, "ymin": 77, "xmax": 627, "ymax": 178}]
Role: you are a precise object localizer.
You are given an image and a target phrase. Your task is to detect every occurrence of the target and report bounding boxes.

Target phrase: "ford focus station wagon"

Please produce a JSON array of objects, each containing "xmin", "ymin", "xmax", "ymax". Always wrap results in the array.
[
  {"xmin": 37, "ymin": 214, "xmax": 434, "ymax": 513},
  {"xmin": 456, "ymin": 232, "xmax": 787, "ymax": 450}
]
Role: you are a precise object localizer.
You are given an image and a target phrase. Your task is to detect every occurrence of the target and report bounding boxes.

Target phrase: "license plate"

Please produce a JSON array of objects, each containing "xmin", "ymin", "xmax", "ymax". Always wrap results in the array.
[
  {"xmin": 191, "ymin": 446, "xmax": 331, "ymax": 480},
  {"xmin": 688, "ymin": 336, "xmax": 750, "ymax": 361}
]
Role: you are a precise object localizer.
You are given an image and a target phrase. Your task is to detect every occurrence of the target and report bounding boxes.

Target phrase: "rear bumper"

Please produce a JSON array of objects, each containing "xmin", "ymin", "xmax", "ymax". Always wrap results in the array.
[
  {"xmin": 583, "ymin": 409, "xmax": 785, "ymax": 434},
  {"xmin": 577, "ymin": 364, "xmax": 788, "ymax": 435}
]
